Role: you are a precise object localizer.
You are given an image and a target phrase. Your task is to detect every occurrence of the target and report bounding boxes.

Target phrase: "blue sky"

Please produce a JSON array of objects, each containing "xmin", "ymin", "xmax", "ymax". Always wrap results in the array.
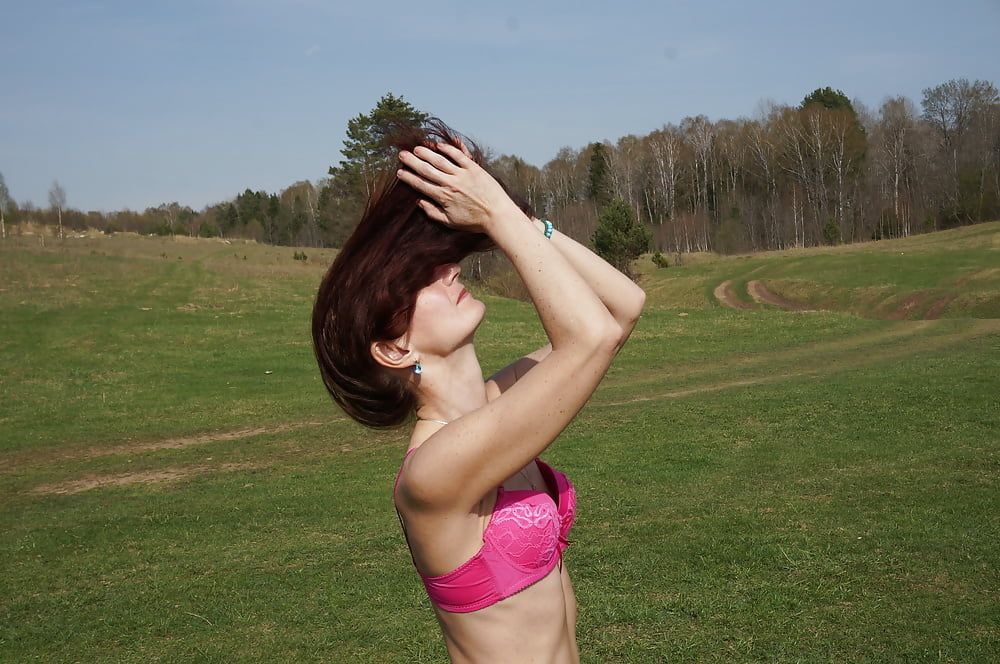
[{"xmin": 2, "ymin": 0, "xmax": 998, "ymax": 213}]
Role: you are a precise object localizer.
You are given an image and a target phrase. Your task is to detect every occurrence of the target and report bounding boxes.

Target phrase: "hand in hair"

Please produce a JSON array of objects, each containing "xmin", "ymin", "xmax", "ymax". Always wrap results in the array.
[{"xmin": 396, "ymin": 142, "xmax": 519, "ymax": 236}]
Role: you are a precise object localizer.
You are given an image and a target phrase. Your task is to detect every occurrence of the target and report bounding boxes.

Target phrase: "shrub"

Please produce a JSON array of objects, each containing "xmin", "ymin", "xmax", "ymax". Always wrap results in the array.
[
  {"xmin": 198, "ymin": 223, "xmax": 220, "ymax": 238},
  {"xmin": 592, "ymin": 197, "xmax": 650, "ymax": 280},
  {"xmin": 822, "ymin": 218, "xmax": 841, "ymax": 245},
  {"xmin": 152, "ymin": 222, "xmax": 172, "ymax": 236}
]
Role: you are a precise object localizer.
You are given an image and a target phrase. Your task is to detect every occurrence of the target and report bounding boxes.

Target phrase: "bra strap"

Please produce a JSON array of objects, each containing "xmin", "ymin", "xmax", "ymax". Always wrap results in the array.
[{"xmin": 394, "ymin": 454, "xmax": 421, "ymax": 569}]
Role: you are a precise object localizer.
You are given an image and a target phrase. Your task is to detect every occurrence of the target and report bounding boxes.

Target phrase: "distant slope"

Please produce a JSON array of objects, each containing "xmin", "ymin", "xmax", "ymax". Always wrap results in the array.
[{"xmin": 636, "ymin": 221, "xmax": 999, "ymax": 319}]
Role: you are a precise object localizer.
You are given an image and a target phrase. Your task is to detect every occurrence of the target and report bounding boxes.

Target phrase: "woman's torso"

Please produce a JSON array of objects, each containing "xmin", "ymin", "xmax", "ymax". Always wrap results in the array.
[{"xmin": 394, "ymin": 433, "xmax": 579, "ymax": 663}]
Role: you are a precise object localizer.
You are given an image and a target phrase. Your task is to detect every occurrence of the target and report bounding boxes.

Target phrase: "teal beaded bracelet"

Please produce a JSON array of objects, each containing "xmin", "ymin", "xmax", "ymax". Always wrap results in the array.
[{"xmin": 541, "ymin": 219, "xmax": 554, "ymax": 238}]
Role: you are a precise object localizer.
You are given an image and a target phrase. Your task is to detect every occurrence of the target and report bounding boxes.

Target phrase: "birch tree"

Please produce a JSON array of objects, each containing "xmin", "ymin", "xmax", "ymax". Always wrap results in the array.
[
  {"xmin": 776, "ymin": 108, "xmax": 813, "ymax": 247},
  {"xmin": 541, "ymin": 146, "xmax": 586, "ymax": 213},
  {"xmin": 0, "ymin": 172, "xmax": 9, "ymax": 239},
  {"xmin": 874, "ymin": 97, "xmax": 920, "ymax": 237},
  {"xmin": 648, "ymin": 126, "xmax": 682, "ymax": 223},
  {"xmin": 679, "ymin": 115, "xmax": 715, "ymax": 250},
  {"xmin": 646, "ymin": 125, "xmax": 689, "ymax": 251},
  {"xmin": 605, "ymin": 134, "xmax": 644, "ymax": 221},
  {"xmin": 48, "ymin": 180, "xmax": 66, "ymax": 239},
  {"xmin": 921, "ymin": 78, "xmax": 1000, "ymax": 221},
  {"xmin": 747, "ymin": 119, "xmax": 783, "ymax": 249}
]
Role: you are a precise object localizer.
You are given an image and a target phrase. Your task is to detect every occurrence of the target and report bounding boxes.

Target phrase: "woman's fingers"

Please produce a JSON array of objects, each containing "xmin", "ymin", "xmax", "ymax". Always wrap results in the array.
[
  {"xmin": 396, "ymin": 167, "xmax": 443, "ymax": 200},
  {"xmin": 398, "ymin": 150, "xmax": 452, "ymax": 185},
  {"xmin": 412, "ymin": 145, "xmax": 460, "ymax": 175},
  {"xmin": 418, "ymin": 198, "xmax": 449, "ymax": 224},
  {"xmin": 436, "ymin": 142, "xmax": 474, "ymax": 168}
]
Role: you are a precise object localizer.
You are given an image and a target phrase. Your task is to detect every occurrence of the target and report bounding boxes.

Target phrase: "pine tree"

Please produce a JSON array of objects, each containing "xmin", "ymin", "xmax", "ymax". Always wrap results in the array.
[
  {"xmin": 321, "ymin": 92, "xmax": 429, "ymax": 246},
  {"xmin": 591, "ymin": 197, "xmax": 651, "ymax": 280},
  {"xmin": 801, "ymin": 85, "xmax": 867, "ymax": 139},
  {"xmin": 328, "ymin": 92, "xmax": 429, "ymax": 200},
  {"xmin": 800, "ymin": 86, "xmax": 854, "ymax": 113},
  {"xmin": 587, "ymin": 142, "xmax": 613, "ymax": 210}
]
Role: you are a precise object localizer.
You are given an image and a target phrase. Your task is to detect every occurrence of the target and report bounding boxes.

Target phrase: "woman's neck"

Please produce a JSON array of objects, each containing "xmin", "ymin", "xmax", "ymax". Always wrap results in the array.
[{"xmin": 414, "ymin": 340, "xmax": 488, "ymax": 422}]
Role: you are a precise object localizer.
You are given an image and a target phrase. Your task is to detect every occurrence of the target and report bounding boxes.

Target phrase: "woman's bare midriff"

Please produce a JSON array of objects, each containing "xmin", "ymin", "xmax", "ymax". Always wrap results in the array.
[
  {"xmin": 397, "ymin": 450, "xmax": 580, "ymax": 663},
  {"xmin": 431, "ymin": 564, "xmax": 578, "ymax": 664}
]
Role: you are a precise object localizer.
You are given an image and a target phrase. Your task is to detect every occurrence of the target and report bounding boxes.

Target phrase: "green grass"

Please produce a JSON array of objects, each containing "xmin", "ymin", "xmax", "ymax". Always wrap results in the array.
[{"xmin": 1, "ymin": 225, "xmax": 998, "ymax": 662}]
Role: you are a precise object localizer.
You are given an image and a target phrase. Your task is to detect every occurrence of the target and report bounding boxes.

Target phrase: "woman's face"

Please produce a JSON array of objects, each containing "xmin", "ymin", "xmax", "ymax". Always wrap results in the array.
[{"xmin": 407, "ymin": 262, "xmax": 485, "ymax": 356}]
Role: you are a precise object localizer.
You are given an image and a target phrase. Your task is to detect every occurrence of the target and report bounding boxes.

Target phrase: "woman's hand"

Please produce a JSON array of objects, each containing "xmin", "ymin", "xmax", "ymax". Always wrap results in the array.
[{"xmin": 396, "ymin": 141, "xmax": 517, "ymax": 235}]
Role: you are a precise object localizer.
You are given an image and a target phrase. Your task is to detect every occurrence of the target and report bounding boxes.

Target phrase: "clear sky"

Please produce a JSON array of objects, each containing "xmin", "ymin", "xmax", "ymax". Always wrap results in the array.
[{"xmin": 2, "ymin": 0, "xmax": 998, "ymax": 213}]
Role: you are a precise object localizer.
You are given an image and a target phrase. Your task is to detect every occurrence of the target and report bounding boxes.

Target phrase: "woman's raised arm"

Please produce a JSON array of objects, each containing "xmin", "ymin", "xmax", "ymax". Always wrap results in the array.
[
  {"xmin": 526, "ymin": 216, "xmax": 645, "ymax": 334},
  {"xmin": 396, "ymin": 142, "xmax": 622, "ymax": 509}
]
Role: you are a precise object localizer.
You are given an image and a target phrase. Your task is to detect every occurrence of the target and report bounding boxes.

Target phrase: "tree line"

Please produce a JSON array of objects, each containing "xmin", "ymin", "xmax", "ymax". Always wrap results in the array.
[
  {"xmin": 491, "ymin": 78, "xmax": 998, "ymax": 255},
  {"xmin": 1, "ymin": 79, "xmax": 997, "ymax": 256}
]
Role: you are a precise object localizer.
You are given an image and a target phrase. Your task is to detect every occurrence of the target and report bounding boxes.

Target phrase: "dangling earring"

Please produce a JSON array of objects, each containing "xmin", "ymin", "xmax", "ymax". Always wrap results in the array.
[{"xmin": 413, "ymin": 361, "xmax": 422, "ymax": 374}]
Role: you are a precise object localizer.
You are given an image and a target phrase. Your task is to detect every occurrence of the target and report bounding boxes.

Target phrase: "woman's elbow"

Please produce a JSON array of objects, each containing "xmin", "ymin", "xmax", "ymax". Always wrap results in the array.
[
  {"xmin": 633, "ymin": 288, "xmax": 647, "ymax": 315},
  {"xmin": 616, "ymin": 292, "xmax": 645, "ymax": 349},
  {"xmin": 622, "ymin": 289, "xmax": 646, "ymax": 328}
]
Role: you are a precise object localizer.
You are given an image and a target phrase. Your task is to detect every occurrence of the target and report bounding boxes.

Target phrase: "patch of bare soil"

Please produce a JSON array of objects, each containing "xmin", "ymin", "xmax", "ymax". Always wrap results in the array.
[
  {"xmin": 26, "ymin": 462, "xmax": 261, "ymax": 496},
  {"xmin": 885, "ymin": 292, "xmax": 931, "ymax": 320},
  {"xmin": 924, "ymin": 293, "xmax": 958, "ymax": 319},
  {"xmin": 713, "ymin": 280, "xmax": 755, "ymax": 310},
  {"xmin": 1, "ymin": 420, "xmax": 336, "ymax": 477},
  {"xmin": 82, "ymin": 420, "xmax": 330, "ymax": 458},
  {"xmin": 747, "ymin": 280, "xmax": 818, "ymax": 312}
]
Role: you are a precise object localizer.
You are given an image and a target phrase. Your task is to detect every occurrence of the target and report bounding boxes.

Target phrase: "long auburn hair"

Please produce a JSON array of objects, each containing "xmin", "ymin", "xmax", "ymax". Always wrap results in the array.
[{"xmin": 311, "ymin": 117, "xmax": 536, "ymax": 429}]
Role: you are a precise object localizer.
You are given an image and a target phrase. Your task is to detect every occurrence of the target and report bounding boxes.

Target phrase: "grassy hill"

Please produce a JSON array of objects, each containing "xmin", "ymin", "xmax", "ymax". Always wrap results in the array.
[
  {"xmin": 1, "ymin": 224, "xmax": 997, "ymax": 662},
  {"xmin": 634, "ymin": 221, "xmax": 1000, "ymax": 319}
]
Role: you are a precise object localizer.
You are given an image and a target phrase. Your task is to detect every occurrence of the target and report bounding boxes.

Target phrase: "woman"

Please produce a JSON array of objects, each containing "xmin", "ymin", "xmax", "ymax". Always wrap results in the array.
[{"xmin": 312, "ymin": 119, "xmax": 645, "ymax": 663}]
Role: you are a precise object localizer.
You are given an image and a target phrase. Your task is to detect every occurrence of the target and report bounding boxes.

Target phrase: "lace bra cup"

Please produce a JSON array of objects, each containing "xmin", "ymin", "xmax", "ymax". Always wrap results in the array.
[
  {"xmin": 488, "ymin": 486, "xmax": 563, "ymax": 568},
  {"xmin": 394, "ymin": 452, "xmax": 577, "ymax": 613}
]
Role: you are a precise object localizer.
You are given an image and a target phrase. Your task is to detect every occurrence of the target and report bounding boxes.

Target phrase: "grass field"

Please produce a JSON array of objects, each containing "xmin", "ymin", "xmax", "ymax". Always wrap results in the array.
[{"xmin": 1, "ymin": 223, "xmax": 998, "ymax": 662}]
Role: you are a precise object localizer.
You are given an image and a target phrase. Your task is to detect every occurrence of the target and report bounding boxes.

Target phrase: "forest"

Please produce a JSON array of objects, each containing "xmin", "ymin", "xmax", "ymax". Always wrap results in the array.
[{"xmin": 1, "ymin": 78, "xmax": 997, "ymax": 256}]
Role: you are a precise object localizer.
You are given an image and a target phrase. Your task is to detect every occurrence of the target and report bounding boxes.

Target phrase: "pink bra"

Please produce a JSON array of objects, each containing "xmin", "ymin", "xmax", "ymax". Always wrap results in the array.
[{"xmin": 393, "ymin": 447, "xmax": 577, "ymax": 613}]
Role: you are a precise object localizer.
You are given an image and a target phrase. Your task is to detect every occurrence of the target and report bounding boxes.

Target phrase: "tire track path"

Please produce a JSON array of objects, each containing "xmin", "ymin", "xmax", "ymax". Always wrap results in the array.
[
  {"xmin": 747, "ymin": 279, "xmax": 816, "ymax": 311},
  {"xmin": 713, "ymin": 280, "xmax": 756, "ymax": 310},
  {"xmin": 595, "ymin": 318, "xmax": 998, "ymax": 407}
]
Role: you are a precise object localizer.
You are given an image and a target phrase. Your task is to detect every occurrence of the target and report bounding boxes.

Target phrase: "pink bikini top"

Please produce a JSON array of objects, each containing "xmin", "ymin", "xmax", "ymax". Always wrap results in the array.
[{"xmin": 393, "ymin": 447, "xmax": 577, "ymax": 613}]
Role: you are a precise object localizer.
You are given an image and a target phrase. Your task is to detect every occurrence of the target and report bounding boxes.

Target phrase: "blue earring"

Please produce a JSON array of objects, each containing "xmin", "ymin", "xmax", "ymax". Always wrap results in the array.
[{"xmin": 413, "ymin": 361, "xmax": 422, "ymax": 374}]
